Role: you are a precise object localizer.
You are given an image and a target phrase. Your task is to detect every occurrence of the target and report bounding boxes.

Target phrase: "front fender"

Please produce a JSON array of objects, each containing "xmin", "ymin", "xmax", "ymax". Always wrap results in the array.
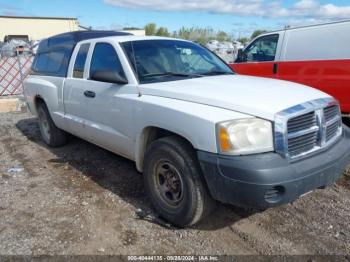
[{"xmin": 134, "ymin": 95, "xmax": 252, "ymax": 172}]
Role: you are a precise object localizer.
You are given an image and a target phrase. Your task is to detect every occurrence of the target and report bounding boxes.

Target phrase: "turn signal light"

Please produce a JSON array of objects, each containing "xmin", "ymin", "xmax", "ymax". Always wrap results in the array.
[{"xmin": 219, "ymin": 127, "xmax": 233, "ymax": 152}]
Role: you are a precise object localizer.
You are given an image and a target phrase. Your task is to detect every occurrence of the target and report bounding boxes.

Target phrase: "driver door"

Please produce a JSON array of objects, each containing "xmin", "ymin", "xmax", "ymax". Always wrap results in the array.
[
  {"xmin": 71, "ymin": 42, "xmax": 137, "ymax": 159},
  {"xmin": 231, "ymin": 33, "xmax": 283, "ymax": 78}
]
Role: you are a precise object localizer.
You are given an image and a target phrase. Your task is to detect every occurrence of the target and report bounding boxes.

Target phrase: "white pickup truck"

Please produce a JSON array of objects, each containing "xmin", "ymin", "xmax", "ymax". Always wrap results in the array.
[{"xmin": 24, "ymin": 31, "xmax": 350, "ymax": 227}]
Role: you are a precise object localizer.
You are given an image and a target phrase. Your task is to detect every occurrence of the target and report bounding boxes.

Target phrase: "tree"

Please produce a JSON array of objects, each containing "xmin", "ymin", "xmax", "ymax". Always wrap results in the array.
[
  {"xmin": 145, "ymin": 23, "xmax": 157, "ymax": 36},
  {"xmin": 251, "ymin": 30, "xmax": 267, "ymax": 40},
  {"xmin": 177, "ymin": 27, "xmax": 190, "ymax": 40},
  {"xmin": 123, "ymin": 27, "xmax": 142, "ymax": 30},
  {"xmin": 237, "ymin": 37, "xmax": 250, "ymax": 46},
  {"xmin": 217, "ymin": 31, "xmax": 229, "ymax": 42},
  {"xmin": 143, "ymin": 23, "xmax": 235, "ymax": 45},
  {"xmin": 176, "ymin": 27, "xmax": 215, "ymax": 44},
  {"xmin": 156, "ymin": 27, "xmax": 170, "ymax": 37}
]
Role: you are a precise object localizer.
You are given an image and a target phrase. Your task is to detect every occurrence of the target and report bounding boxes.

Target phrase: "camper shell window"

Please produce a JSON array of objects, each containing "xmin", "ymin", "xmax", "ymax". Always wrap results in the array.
[{"xmin": 31, "ymin": 30, "xmax": 132, "ymax": 77}]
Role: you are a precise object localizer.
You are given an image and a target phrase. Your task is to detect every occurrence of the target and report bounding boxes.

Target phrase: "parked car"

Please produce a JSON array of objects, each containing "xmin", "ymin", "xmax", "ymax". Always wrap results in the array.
[
  {"xmin": 231, "ymin": 20, "xmax": 350, "ymax": 120},
  {"xmin": 24, "ymin": 31, "xmax": 350, "ymax": 227},
  {"xmin": 206, "ymin": 40, "xmax": 238, "ymax": 63}
]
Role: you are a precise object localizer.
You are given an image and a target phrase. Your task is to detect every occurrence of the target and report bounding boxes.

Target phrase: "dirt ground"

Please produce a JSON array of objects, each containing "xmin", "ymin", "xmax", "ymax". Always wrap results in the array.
[{"xmin": 0, "ymin": 111, "xmax": 350, "ymax": 256}]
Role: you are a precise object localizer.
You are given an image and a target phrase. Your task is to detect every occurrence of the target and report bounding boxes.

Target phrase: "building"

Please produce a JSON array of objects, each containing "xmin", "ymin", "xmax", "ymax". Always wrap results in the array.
[{"xmin": 0, "ymin": 15, "xmax": 79, "ymax": 41}]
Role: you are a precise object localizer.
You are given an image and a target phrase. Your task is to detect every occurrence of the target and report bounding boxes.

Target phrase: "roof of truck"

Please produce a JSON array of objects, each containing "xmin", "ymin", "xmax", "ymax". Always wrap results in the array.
[
  {"xmin": 78, "ymin": 35, "xmax": 186, "ymax": 44},
  {"xmin": 37, "ymin": 30, "xmax": 132, "ymax": 53}
]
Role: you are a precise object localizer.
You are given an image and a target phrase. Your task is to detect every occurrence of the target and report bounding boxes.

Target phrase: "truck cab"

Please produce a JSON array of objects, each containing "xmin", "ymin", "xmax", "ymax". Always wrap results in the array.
[{"xmin": 24, "ymin": 31, "xmax": 350, "ymax": 227}]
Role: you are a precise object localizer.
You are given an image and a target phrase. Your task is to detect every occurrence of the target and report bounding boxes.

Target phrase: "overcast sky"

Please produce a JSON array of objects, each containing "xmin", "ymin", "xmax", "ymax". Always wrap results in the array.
[{"xmin": 0, "ymin": 0, "xmax": 349, "ymax": 37}]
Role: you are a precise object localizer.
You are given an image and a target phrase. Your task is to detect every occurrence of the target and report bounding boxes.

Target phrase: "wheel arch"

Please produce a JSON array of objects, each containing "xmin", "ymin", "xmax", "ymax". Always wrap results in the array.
[
  {"xmin": 135, "ymin": 126, "xmax": 197, "ymax": 172},
  {"xmin": 34, "ymin": 94, "xmax": 46, "ymax": 106},
  {"xmin": 27, "ymin": 94, "xmax": 46, "ymax": 116}
]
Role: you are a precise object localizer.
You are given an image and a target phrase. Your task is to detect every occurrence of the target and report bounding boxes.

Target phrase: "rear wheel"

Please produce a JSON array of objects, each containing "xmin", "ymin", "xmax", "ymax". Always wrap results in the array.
[
  {"xmin": 37, "ymin": 102, "xmax": 67, "ymax": 147},
  {"xmin": 144, "ymin": 136, "xmax": 215, "ymax": 227}
]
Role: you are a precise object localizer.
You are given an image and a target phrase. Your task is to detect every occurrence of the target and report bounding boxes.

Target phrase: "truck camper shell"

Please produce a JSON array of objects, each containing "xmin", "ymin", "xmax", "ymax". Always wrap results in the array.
[{"xmin": 32, "ymin": 30, "xmax": 132, "ymax": 77}]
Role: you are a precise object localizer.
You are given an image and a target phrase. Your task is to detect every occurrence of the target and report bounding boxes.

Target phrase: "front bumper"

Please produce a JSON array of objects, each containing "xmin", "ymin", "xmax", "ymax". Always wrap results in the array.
[{"xmin": 198, "ymin": 125, "xmax": 350, "ymax": 209}]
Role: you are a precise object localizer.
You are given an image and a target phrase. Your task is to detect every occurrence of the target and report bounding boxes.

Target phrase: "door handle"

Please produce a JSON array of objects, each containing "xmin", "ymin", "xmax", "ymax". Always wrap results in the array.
[
  {"xmin": 84, "ymin": 90, "xmax": 96, "ymax": 98},
  {"xmin": 273, "ymin": 63, "xmax": 278, "ymax": 74}
]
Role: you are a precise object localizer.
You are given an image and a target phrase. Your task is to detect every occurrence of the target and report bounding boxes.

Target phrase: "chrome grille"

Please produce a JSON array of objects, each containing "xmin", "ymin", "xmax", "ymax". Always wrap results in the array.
[
  {"xmin": 275, "ymin": 98, "xmax": 343, "ymax": 161},
  {"xmin": 287, "ymin": 111, "xmax": 319, "ymax": 158},
  {"xmin": 324, "ymin": 105, "xmax": 342, "ymax": 142},
  {"xmin": 324, "ymin": 105, "xmax": 339, "ymax": 122},
  {"xmin": 288, "ymin": 131, "xmax": 318, "ymax": 157},
  {"xmin": 326, "ymin": 121, "xmax": 340, "ymax": 142},
  {"xmin": 287, "ymin": 111, "xmax": 316, "ymax": 133}
]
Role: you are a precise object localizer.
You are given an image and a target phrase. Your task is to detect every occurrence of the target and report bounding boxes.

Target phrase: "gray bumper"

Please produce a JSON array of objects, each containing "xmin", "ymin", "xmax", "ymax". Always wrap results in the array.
[{"xmin": 198, "ymin": 125, "xmax": 350, "ymax": 208}]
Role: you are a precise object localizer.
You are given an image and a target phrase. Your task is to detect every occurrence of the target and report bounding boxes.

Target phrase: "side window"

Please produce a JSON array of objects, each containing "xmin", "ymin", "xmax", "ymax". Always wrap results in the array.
[
  {"xmin": 90, "ymin": 43, "xmax": 125, "ymax": 78},
  {"xmin": 33, "ymin": 53, "xmax": 50, "ymax": 71},
  {"xmin": 244, "ymin": 34, "xmax": 279, "ymax": 62},
  {"xmin": 73, "ymin": 43, "xmax": 90, "ymax": 78},
  {"xmin": 33, "ymin": 50, "xmax": 66, "ymax": 74}
]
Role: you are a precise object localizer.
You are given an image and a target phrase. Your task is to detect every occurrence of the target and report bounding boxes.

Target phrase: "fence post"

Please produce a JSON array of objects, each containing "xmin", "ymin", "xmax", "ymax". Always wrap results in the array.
[{"xmin": 16, "ymin": 50, "xmax": 25, "ymax": 95}]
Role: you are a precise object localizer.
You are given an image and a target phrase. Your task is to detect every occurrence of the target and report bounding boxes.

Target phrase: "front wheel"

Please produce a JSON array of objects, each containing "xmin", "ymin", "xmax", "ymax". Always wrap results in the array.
[
  {"xmin": 37, "ymin": 102, "xmax": 67, "ymax": 147},
  {"xmin": 143, "ymin": 136, "xmax": 215, "ymax": 227}
]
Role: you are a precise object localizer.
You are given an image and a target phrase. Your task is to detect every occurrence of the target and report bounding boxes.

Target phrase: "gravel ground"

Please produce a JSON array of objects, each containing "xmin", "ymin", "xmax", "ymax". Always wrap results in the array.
[{"xmin": 0, "ymin": 112, "xmax": 350, "ymax": 255}]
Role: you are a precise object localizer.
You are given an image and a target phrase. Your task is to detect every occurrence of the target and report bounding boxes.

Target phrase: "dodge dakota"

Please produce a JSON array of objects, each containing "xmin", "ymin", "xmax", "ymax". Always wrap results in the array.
[{"xmin": 24, "ymin": 31, "xmax": 350, "ymax": 227}]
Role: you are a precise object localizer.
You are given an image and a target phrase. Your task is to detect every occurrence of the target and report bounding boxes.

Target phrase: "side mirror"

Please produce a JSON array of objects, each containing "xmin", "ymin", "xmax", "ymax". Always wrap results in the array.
[
  {"xmin": 235, "ymin": 49, "xmax": 247, "ymax": 63},
  {"xmin": 90, "ymin": 70, "xmax": 128, "ymax": 85}
]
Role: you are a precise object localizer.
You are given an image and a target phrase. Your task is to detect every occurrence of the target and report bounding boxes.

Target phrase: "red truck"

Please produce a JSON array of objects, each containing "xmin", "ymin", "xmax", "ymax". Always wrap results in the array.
[{"xmin": 231, "ymin": 20, "xmax": 350, "ymax": 120}]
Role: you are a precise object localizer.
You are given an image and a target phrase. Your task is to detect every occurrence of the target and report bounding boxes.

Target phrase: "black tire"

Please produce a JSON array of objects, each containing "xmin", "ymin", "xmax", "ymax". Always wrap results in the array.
[
  {"xmin": 143, "ymin": 136, "xmax": 216, "ymax": 227},
  {"xmin": 343, "ymin": 117, "xmax": 350, "ymax": 127},
  {"xmin": 37, "ymin": 101, "xmax": 67, "ymax": 147}
]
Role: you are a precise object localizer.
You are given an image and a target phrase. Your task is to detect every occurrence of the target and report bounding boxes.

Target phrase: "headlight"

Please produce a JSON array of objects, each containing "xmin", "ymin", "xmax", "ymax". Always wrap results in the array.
[{"xmin": 217, "ymin": 118, "xmax": 274, "ymax": 155}]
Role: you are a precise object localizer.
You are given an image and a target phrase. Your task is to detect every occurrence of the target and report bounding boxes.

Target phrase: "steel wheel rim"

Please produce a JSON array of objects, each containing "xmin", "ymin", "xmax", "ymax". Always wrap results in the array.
[
  {"xmin": 38, "ymin": 109, "xmax": 50, "ymax": 141},
  {"xmin": 154, "ymin": 159, "xmax": 184, "ymax": 207}
]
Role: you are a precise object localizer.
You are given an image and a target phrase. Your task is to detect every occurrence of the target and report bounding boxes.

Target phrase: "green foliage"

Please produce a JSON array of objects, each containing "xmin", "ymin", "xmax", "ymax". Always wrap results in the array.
[
  {"xmin": 251, "ymin": 30, "xmax": 267, "ymax": 40},
  {"xmin": 217, "ymin": 31, "xmax": 230, "ymax": 42},
  {"xmin": 123, "ymin": 27, "xmax": 142, "ymax": 30},
  {"xmin": 143, "ymin": 23, "xmax": 235, "ymax": 44},
  {"xmin": 176, "ymin": 27, "xmax": 216, "ymax": 44},
  {"xmin": 156, "ymin": 27, "xmax": 170, "ymax": 37},
  {"xmin": 237, "ymin": 37, "xmax": 250, "ymax": 45},
  {"xmin": 144, "ymin": 23, "xmax": 157, "ymax": 36}
]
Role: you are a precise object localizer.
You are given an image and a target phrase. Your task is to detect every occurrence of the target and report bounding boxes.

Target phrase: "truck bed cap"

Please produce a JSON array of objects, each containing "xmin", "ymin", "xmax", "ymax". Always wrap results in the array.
[
  {"xmin": 32, "ymin": 30, "xmax": 132, "ymax": 77},
  {"xmin": 37, "ymin": 30, "xmax": 132, "ymax": 53}
]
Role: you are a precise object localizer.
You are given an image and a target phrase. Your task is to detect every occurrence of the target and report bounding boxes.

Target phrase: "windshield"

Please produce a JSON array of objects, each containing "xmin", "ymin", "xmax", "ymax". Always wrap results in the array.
[{"xmin": 121, "ymin": 40, "xmax": 235, "ymax": 84}]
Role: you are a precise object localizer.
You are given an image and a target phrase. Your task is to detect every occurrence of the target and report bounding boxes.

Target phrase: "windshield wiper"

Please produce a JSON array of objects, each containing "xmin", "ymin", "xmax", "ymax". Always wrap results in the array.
[
  {"xmin": 142, "ymin": 72, "xmax": 203, "ymax": 78},
  {"xmin": 201, "ymin": 71, "xmax": 234, "ymax": 76}
]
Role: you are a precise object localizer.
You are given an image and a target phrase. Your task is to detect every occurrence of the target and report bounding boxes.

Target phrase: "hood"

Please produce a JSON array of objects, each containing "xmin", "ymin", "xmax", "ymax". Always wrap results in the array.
[{"xmin": 139, "ymin": 75, "xmax": 330, "ymax": 120}]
